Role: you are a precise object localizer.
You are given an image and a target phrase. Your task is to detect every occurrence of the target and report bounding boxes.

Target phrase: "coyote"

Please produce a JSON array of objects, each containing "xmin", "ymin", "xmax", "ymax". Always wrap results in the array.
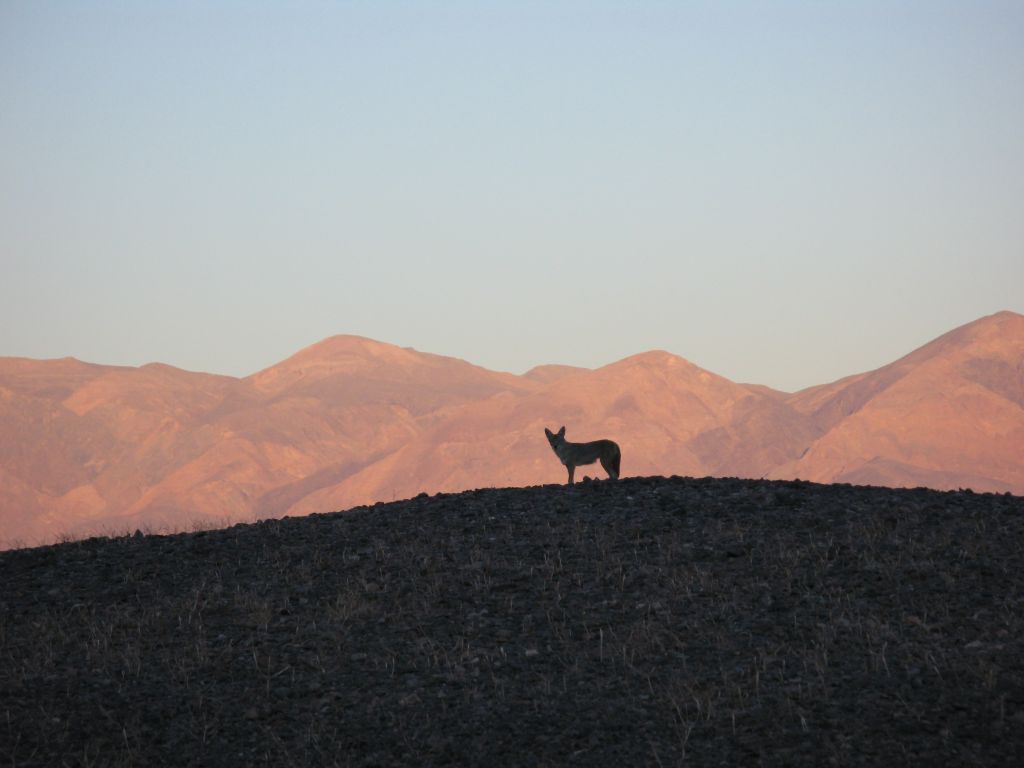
[{"xmin": 544, "ymin": 426, "xmax": 621, "ymax": 485}]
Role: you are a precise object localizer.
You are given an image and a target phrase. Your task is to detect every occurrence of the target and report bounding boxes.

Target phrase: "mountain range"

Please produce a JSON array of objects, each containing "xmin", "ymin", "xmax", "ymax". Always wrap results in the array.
[{"xmin": 2, "ymin": 311, "xmax": 1022, "ymax": 547}]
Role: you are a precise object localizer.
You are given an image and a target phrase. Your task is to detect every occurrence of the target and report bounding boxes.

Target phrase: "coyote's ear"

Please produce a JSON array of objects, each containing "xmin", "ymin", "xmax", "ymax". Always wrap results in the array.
[
  {"xmin": 544, "ymin": 428, "xmax": 553, "ymax": 438},
  {"xmin": 557, "ymin": 426, "xmax": 566, "ymax": 437}
]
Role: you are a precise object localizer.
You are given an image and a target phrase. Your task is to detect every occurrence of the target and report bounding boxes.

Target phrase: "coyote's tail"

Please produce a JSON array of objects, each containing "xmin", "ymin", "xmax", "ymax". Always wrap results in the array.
[{"xmin": 611, "ymin": 445, "xmax": 621, "ymax": 479}]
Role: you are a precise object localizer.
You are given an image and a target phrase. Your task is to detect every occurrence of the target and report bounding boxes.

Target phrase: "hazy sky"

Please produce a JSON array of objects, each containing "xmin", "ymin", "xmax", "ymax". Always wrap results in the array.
[{"xmin": 2, "ymin": 1, "xmax": 1022, "ymax": 392}]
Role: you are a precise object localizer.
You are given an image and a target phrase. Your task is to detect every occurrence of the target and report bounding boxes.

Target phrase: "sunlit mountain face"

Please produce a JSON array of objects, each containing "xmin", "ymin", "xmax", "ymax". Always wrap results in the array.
[{"xmin": 2, "ymin": 311, "xmax": 1022, "ymax": 548}]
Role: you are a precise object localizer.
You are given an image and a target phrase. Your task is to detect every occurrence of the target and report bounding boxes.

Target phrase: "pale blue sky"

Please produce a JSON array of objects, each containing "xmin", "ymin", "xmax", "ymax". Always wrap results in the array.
[{"xmin": 2, "ymin": 1, "xmax": 1021, "ymax": 392}]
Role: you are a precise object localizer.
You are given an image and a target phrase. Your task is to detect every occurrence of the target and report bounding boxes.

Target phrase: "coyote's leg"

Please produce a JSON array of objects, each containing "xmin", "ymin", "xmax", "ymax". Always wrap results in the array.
[{"xmin": 567, "ymin": 465, "xmax": 575, "ymax": 485}]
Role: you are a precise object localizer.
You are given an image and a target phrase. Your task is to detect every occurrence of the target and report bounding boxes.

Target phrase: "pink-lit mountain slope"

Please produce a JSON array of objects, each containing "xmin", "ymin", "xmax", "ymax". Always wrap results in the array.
[
  {"xmin": 0, "ymin": 337, "xmax": 535, "ymax": 546},
  {"xmin": 771, "ymin": 310, "xmax": 1024, "ymax": 492},
  {"xmin": 1, "ymin": 312, "xmax": 1021, "ymax": 548}
]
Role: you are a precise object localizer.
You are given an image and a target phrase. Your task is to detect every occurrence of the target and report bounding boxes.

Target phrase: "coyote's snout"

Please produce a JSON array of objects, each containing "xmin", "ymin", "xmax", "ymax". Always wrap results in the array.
[{"xmin": 544, "ymin": 426, "xmax": 621, "ymax": 485}]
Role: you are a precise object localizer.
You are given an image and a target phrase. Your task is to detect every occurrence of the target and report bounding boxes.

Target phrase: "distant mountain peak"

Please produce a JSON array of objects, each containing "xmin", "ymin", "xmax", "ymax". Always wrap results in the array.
[
  {"xmin": 246, "ymin": 335, "xmax": 426, "ymax": 394},
  {"xmin": 609, "ymin": 350, "xmax": 697, "ymax": 370},
  {"xmin": 285, "ymin": 334, "xmax": 415, "ymax": 363},
  {"xmin": 988, "ymin": 309, "xmax": 1023, "ymax": 321}
]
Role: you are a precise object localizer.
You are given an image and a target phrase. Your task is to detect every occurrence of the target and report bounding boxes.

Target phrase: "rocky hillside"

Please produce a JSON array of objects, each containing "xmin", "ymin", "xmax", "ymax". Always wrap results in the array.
[{"xmin": 2, "ymin": 476, "xmax": 1022, "ymax": 766}]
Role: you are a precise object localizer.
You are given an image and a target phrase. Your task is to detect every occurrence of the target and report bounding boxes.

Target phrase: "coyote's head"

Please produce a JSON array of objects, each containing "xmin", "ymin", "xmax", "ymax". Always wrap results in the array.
[{"xmin": 544, "ymin": 426, "xmax": 566, "ymax": 448}]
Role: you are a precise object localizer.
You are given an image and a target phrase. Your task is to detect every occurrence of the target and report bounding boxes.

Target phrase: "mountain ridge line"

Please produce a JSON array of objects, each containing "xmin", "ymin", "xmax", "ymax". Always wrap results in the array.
[{"xmin": 1, "ymin": 310, "xmax": 1022, "ymax": 547}]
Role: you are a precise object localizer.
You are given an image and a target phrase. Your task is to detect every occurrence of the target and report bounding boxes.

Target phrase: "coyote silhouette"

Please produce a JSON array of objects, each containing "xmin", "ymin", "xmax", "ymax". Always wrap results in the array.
[{"xmin": 544, "ymin": 426, "xmax": 621, "ymax": 485}]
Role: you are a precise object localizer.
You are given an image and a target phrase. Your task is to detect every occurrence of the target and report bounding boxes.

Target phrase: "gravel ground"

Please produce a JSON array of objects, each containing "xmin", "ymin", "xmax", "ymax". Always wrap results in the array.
[{"xmin": 2, "ymin": 475, "xmax": 1023, "ymax": 767}]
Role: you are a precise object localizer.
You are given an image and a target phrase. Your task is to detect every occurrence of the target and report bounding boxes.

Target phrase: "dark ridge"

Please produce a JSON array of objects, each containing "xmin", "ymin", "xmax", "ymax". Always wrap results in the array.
[{"xmin": 3, "ymin": 476, "xmax": 1023, "ymax": 766}]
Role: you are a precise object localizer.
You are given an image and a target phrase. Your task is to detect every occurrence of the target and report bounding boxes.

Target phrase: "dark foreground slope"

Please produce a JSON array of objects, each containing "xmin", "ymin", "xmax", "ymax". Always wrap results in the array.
[{"xmin": 2, "ymin": 477, "xmax": 1023, "ymax": 766}]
